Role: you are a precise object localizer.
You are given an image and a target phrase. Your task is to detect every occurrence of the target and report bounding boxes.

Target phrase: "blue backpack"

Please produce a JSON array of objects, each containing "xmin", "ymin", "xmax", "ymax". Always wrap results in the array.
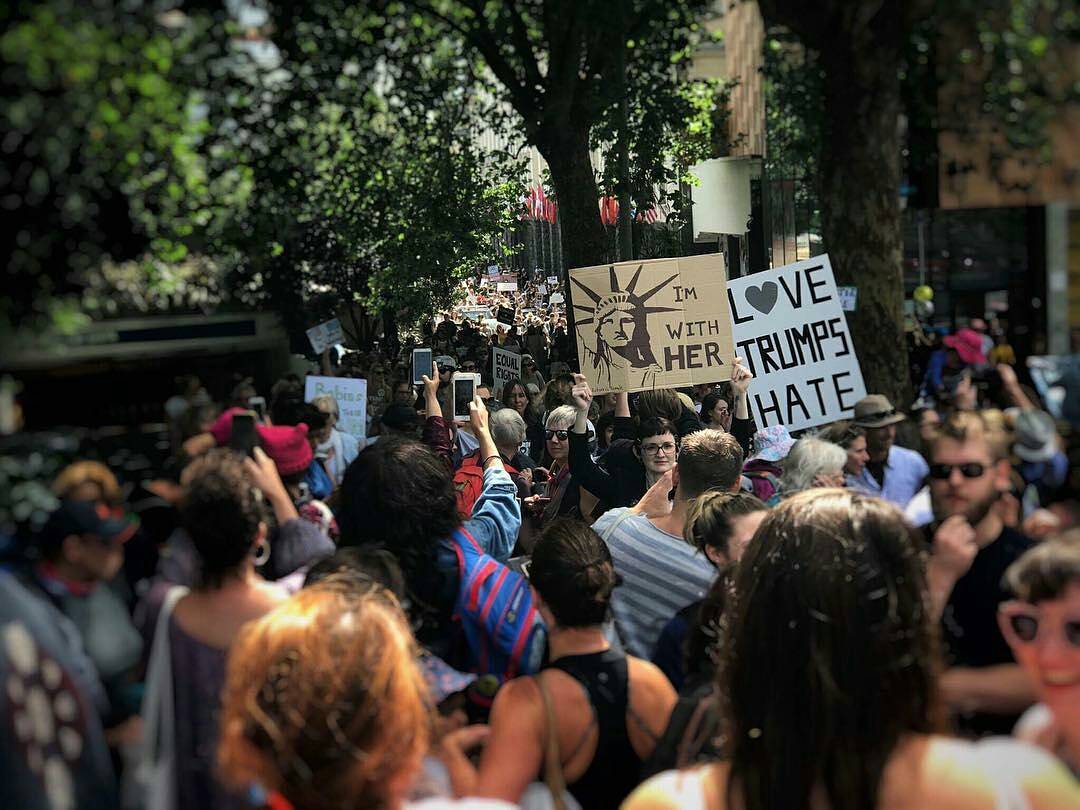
[{"xmin": 450, "ymin": 528, "xmax": 546, "ymax": 681}]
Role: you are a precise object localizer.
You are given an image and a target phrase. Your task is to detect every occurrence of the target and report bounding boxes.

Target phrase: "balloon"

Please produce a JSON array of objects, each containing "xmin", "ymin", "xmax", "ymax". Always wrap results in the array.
[
  {"xmin": 913, "ymin": 285, "xmax": 934, "ymax": 302},
  {"xmin": 915, "ymin": 299, "xmax": 935, "ymax": 319}
]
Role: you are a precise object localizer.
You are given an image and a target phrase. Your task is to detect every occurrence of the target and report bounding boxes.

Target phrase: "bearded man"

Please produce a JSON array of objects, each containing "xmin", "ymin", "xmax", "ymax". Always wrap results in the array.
[{"xmin": 929, "ymin": 410, "xmax": 1036, "ymax": 737}]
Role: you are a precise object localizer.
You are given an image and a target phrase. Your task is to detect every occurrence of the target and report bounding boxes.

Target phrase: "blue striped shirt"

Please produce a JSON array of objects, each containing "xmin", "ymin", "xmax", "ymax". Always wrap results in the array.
[{"xmin": 593, "ymin": 507, "xmax": 717, "ymax": 659}]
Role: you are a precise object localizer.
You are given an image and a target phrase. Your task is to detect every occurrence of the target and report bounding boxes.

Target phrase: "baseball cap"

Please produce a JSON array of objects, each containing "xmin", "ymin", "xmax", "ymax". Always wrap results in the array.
[
  {"xmin": 435, "ymin": 355, "xmax": 457, "ymax": 371},
  {"xmin": 39, "ymin": 500, "xmax": 138, "ymax": 553}
]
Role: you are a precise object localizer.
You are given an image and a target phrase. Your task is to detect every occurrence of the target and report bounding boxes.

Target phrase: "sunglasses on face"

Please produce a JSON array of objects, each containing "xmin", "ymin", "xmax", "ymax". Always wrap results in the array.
[
  {"xmin": 929, "ymin": 462, "xmax": 987, "ymax": 480},
  {"xmin": 545, "ymin": 429, "xmax": 569, "ymax": 441},
  {"xmin": 998, "ymin": 601, "xmax": 1080, "ymax": 648},
  {"xmin": 438, "ymin": 366, "xmax": 454, "ymax": 374}
]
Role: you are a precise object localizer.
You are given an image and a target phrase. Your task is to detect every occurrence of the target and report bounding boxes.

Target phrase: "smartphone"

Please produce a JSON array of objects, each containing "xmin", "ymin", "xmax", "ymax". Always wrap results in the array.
[
  {"xmin": 412, "ymin": 348, "xmax": 433, "ymax": 386},
  {"xmin": 247, "ymin": 396, "xmax": 266, "ymax": 421},
  {"xmin": 452, "ymin": 372, "xmax": 480, "ymax": 421},
  {"xmin": 230, "ymin": 412, "xmax": 259, "ymax": 456}
]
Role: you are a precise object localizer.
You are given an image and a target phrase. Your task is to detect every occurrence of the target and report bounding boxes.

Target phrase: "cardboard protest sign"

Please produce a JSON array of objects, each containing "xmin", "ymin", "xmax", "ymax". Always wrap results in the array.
[
  {"xmin": 497, "ymin": 281, "xmax": 518, "ymax": 292},
  {"xmin": 726, "ymin": 255, "xmax": 866, "ymax": 432},
  {"xmin": 305, "ymin": 375, "xmax": 367, "ymax": 440},
  {"xmin": 570, "ymin": 255, "xmax": 734, "ymax": 394},
  {"xmin": 492, "ymin": 347, "xmax": 522, "ymax": 396},
  {"xmin": 305, "ymin": 318, "xmax": 345, "ymax": 354}
]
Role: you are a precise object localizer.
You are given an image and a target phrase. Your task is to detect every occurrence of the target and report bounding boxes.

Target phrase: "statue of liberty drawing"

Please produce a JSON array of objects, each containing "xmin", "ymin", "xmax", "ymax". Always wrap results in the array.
[{"xmin": 571, "ymin": 263, "xmax": 679, "ymax": 392}]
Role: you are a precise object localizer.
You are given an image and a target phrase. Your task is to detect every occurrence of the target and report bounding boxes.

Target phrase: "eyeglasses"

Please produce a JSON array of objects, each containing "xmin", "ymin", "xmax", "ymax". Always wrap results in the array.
[
  {"xmin": 545, "ymin": 429, "xmax": 569, "ymax": 441},
  {"xmin": 640, "ymin": 441, "xmax": 678, "ymax": 456},
  {"xmin": 929, "ymin": 462, "xmax": 987, "ymax": 480},
  {"xmin": 998, "ymin": 601, "xmax": 1080, "ymax": 649}
]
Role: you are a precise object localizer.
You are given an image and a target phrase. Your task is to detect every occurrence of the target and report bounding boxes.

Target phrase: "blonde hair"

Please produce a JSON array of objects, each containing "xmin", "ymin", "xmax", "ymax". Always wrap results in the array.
[
  {"xmin": 218, "ymin": 580, "xmax": 430, "ymax": 810},
  {"xmin": 52, "ymin": 461, "xmax": 122, "ymax": 506},
  {"xmin": 931, "ymin": 410, "xmax": 1008, "ymax": 461}
]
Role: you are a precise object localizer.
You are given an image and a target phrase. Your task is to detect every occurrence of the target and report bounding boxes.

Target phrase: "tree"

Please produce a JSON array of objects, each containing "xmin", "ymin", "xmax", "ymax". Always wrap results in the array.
[
  {"xmin": 755, "ymin": 0, "xmax": 1078, "ymax": 403},
  {"xmin": 227, "ymin": 7, "xmax": 525, "ymax": 347},
  {"xmin": 0, "ymin": 1, "xmax": 249, "ymax": 334}
]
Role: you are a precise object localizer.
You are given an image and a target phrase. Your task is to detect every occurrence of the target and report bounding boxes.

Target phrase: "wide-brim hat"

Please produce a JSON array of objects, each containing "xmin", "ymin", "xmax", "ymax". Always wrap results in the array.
[
  {"xmin": 853, "ymin": 395, "xmax": 906, "ymax": 428},
  {"xmin": 750, "ymin": 425, "xmax": 795, "ymax": 462},
  {"xmin": 1013, "ymin": 409, "xmax": 1058, "ymax": 463}
]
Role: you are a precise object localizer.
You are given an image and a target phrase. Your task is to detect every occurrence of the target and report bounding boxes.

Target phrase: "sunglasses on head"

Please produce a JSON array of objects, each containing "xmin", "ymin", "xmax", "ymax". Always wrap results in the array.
[
  {"xmin": 929, "ymin": 462, "xmax": 986, "ymax": 480},
  {"xmin": 545, "ymin": 429, "xmax": 569, "ymax": 441},
  {"xmin": 998, "ymin": 601, "xmax": 1080, "ymax": 648}
]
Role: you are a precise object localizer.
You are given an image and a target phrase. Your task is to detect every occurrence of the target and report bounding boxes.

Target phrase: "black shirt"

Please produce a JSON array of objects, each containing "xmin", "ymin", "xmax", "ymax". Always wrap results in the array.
[{"xmin": 940, "ymin": 525, "xmax": 1035, "ymax": 736}]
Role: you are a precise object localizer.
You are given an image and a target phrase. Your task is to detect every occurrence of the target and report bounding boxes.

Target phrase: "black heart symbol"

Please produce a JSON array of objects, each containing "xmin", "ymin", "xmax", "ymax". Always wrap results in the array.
[{"xmin": 745, "ymin": 281, "xmax": 779, "ymax": 315}]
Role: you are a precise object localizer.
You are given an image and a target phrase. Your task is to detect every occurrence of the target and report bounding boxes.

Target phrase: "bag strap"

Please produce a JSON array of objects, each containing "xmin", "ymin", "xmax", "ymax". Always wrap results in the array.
[
  {"xmin": 536, "ymin": 675, "xmax": 568, "ymax": 810},
  {"xmin": 142, "ymin": 585, "xmax": 188, "ymax": 763},
  {"xmin": 598, "ymin": 508, "xmax": 639, "ymax": 544}
]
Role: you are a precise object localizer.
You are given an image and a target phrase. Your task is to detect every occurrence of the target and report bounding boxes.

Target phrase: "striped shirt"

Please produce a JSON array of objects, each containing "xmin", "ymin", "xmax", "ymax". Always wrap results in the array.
[{"xmin": 593, "ymin": 508, "xmax": 717, "ymax": 659}]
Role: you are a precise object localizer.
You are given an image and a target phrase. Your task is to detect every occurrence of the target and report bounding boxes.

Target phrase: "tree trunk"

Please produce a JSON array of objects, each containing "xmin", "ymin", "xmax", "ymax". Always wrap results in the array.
[
  {"xmin": 540, "ymin": 125, "xmax": 608, "ymax": 372},
  {"xmin": 816, "ymin": 8, "xmax": 911, "ymax": 406}
]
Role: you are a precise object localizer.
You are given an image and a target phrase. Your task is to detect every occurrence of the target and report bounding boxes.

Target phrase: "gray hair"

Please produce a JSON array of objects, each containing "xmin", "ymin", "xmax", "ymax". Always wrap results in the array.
[
  {"xmin": 490, "ymin": 408, "xmax": 527, "ymax": 449},
  {"xmin": 546, "ymin": 405, "xmax": 577, "ymax": 431},
  {"xmin": 779, "ymin": 437, "xmax": 847, "ymax": 496}
]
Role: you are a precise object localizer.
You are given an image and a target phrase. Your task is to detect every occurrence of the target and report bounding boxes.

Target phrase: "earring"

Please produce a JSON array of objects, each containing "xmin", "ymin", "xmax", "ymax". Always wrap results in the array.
[{"xmin": 253, "ymin": 538, "xmax": 271, "ymax": 567}]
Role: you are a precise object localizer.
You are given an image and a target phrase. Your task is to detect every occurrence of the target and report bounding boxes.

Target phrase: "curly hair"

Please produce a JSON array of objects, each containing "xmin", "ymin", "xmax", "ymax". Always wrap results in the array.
[
  {"xmin": 179, "ymin": 450, "xmax": 265, "ymax": 588},
  {"xmin": 218, "ymin": 581, "xmax": 430, "ymax": 810}
]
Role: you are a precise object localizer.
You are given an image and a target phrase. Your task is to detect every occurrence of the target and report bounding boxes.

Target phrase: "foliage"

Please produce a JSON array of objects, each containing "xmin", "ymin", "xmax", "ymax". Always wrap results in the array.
[
  {"xmin": 0, "ymin": 2, "xmax": 250, "ymax": 333},
  {"xmin": 229, "ymin": 6, "xmax": 526, "ymax": 337}
]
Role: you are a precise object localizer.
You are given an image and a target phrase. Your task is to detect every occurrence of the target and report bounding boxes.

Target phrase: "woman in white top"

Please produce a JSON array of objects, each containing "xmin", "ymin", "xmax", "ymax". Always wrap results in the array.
[{"xmin": 625, "ymin": 489, "xmax": 1080, "ymax": 810}]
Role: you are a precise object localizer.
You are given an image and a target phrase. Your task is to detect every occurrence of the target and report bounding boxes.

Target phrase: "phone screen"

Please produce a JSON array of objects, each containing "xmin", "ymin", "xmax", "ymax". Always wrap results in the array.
[
  {"xmin": 247, "ymin": 397, "xmax": 266, "ymax": 421},
  {"xmin": 230, "ymin": 413, "xmax": 259, "ymax": 456},
  {"xmin": 454, "ymin": 377, "xmax": 475, "ymax": 419},
  {"xmin": 412, "ymin": 348, "xmax": 432, "ymax": 385}
]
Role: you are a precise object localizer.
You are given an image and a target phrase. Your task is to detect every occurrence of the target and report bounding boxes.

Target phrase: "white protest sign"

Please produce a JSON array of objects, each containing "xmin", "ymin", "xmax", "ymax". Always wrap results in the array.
[
  {"xmin": 546, "ymin": 276, "xmax": 559, "ymax": 285},
  {"xmin": 726, "ymin": 255, "xmax": 866, "ymax": 432},
  {"xmin": 305, "ymin": 375, "xmax": 368, "ymax": 440},
  {"xmin": 837, "ymin": 286, "xmax": 858, "ymax": 312},
  {"xmin": 549, "ymin": 292, "xmax": 565, "ymax": 305},
  {"xmin": 537, "ymin": 284, "xmax": 548, "ymax": 295},
  {"xmin": 487, "ymin": 265, "xmax": 500, "ymax": 276},
  {"xmin": 305, "ymin": 318, "xmax": 345, "ymax": 354},
  {"xmin": 492, "ymin": 347, "xmax": 522, "ymax": 396},
  {"xmin": 497, "ymin": 281, "xmax": 518, "ymax": 292}
]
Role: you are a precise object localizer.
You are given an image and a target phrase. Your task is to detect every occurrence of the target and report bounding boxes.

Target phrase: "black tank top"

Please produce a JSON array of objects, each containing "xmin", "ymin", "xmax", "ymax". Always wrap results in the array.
[{"xmin": 545, "ymin": 648, "xmax": 644, "ymax": 810}]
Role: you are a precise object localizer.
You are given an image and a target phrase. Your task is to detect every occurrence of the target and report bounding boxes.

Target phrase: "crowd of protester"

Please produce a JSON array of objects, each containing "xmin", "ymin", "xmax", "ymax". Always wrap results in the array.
[{"xmin": 3, "ymin": 282, "xmax": 1080, "ymax": 810}]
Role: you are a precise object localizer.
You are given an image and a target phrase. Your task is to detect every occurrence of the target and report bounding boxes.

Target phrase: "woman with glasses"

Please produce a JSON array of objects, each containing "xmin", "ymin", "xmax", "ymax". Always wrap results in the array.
[
  {"xmin": 625, "ymin": 489, "xmax": 1080, "ymax": 810},
  {"xmin": 1001, "ymin": 531, "xmax": 1080, "ymax": 776},
  {"xmin": 566, "ymin": 375, "xmax": 680, "ymax": 510},
  {"xmin": 522, "ymin": 406, "xmax": 584, "ymax": 525}
]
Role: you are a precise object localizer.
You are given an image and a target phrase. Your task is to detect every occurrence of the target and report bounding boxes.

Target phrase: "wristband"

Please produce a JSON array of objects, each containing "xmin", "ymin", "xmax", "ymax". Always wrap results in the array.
[{"xmin": 481, "ymin": 455, "xmax": 501, "ymax": 469}]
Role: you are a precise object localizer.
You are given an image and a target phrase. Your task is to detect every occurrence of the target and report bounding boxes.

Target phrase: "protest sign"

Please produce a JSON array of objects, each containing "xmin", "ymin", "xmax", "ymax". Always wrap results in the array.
[
  {"xmin": 549, "ymin": 292, "xmax": 565, "ymax": 305},
  {"xmin": 492, "ymin": 347, "xmax": 522, "ymax": 396},
  {"xmin": 837, "ymin": 286, "xmax": 858, "ymax": 312},
  {"xmin": 569, "ymin": 254, "xmax": 734, "ymax": 394},
  {"xmin": 537, "ymin": 284, "xmax": 548, "ymax": 295},
  {"xmin": 1027, "ymin": 355, "xmax": 1080, "ymax": 422},
  {"xmin": 305, "ymin": 318, "xmax": 345, "ymax": 354},
  {"xmin": 727, "ymin": 255, "xmax": 866, "ymax": 432},
  {"xmin": 547, "ymin": 276, "xmax": 559, "ymax": 285},
  {"xmin": 496, "ymin": 306, "xmax": 516, "ymax": 326},
  {"xmin": 487, "ymin": 265, "xmax": 500, "ymax": 276},
  {"xmin": 497, "ymin": 281, "xmax": 518, "ymax": 292},
  {"xmin": 305, "ymin": 376, "xmax": 367, "ymax": 440}
]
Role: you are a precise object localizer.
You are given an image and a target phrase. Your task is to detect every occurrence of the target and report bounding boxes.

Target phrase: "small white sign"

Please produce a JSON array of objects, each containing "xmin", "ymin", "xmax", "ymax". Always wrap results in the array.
[
  {"xmin": 549, "ymin": 292, "xmax": 565, "ymax": 305},
  {"xmin": 837, "ymin": 286, "xmax": 857, "ymax": 312},
  {"xmin": 492, "ymin": 347, "xmax": 522, "ymax": 396},
  {"xmin": 305, "ymin": 376, "xmax": 367, "ymax": 440},
  {"xmin": 305, "ymin": 318, "xmax": 345, "ymax": 354},
  {"xmin": 726, "ymin": 255, "xmax": 866, "ymax": 432},
  {"xmin": 487, "ymin": 265, "xmax": 500, "ymax": 276},
  {"xmin": 497, "ymin": 282, "xmax": 518, "ymax": 292},
  {"xmin": 537, "ymin": 284, "xmax": 548, "ymax": 295},
  {"xmin": 547, "ymin": 276, "xmax": 559, "ymax": 285}
]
